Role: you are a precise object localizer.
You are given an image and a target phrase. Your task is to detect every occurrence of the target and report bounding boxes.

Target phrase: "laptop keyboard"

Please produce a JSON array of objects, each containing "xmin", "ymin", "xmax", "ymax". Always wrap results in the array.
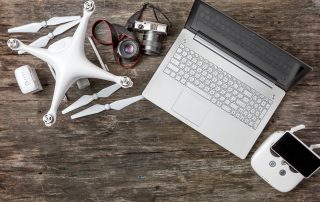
[{"xmin": 163, "ymin": 43, "xmax": 273, "ymax": 130}]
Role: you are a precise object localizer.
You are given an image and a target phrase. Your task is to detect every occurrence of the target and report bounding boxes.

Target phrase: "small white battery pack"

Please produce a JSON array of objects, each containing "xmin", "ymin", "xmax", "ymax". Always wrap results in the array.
[{"xmin": 15, "ymin": 65, "xmax": 43, "ymax": 94}]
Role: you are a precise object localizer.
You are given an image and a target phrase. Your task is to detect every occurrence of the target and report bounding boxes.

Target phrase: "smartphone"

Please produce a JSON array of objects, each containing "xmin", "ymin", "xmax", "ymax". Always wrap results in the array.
[{"xmin": 271, "ymin": 132, "xmax": 320, "ymax": 178}]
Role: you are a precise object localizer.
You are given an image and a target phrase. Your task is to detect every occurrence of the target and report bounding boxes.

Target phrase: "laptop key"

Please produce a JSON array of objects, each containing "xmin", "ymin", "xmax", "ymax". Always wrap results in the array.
[
  {"xmin": 211, "ymin": 98, "xmax": 217, "ymax": 103},
  {"xmin": 259, "ymin": 109, "xmax": 267, "ymax": 119},
  {"xmin": 222, "ymin": 105, "xmax": 231, "ymax": 113},
  {"xmin": 216, "ymin": 101, "xmax": 222, "ymax": 107},
  {"xmin": 244, "ymin": 90, "xmax": 252, "ymax": 97},
  {"xmin": 164, "ymin": 68, "xmax": 171, "ymax": 74},
  {"xmin": 243, "ymin": 97, "xmax": 249, "ymax": 103},
  {"xmin": 181, "ymin": 58, "xmax": 187, "ymax": 63},
  {"xmin": 220, "ymin": 96, "xmax": 226, "ymax": 102},
  {"xmin": 230, "ymin": 103, "xmax": 239, "ymax": 110},
  {"xmin": 236, "ymin": 100, "xmax": 246, "ymax": 108},
  {"xmin": 171, "ymin": 58, "xmax": 180, "ymax": 66},
  {"xmin": 168, "ymin": 63, "xmax": 179, "ymax": 72},
  {"xmin": 182, "ymin": 51, "xmax": 187, "ymax": 57},
  {"xmin": 174, "ymin": 54, "xmax": 182, "ymax": 61},
  {"xmin": 192, "ymin": 58, "xmax": 197, "ymax": 63}
]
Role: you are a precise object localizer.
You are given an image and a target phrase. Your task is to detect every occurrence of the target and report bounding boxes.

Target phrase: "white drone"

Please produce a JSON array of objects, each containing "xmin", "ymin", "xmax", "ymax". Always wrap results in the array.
[{"xmin": 7, "ymin": 0, "xmax": 138, "ymax": 127}]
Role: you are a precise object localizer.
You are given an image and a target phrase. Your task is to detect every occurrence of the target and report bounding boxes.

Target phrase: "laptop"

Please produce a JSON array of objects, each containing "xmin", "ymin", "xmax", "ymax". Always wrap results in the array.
[{"xmin": 142, "ymin": 0, "xmax": 312, "ymax": 159}]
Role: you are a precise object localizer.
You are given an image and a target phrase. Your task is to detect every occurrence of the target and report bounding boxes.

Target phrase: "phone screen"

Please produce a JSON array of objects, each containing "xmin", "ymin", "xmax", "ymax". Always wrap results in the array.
[{"xmin": 271, "ymin": 132, "xmax": 320, "ymax": 177}]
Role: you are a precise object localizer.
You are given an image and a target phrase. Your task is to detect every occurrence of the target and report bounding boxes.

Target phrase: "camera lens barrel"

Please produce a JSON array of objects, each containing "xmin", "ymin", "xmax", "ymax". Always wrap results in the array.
[
  {"xmin": 142, "ymin": 31, "xmax": 164, "ymax": 55},
  {"xmin": 117, "ymin": 39, "xmax": 140, "ymax": 60}
]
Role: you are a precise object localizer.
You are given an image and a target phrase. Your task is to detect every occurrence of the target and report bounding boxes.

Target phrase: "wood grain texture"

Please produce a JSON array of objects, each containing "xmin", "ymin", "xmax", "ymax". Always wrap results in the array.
[{"xmin": 0, "ymin": 0, "xmax": 319, "ymax": 201}]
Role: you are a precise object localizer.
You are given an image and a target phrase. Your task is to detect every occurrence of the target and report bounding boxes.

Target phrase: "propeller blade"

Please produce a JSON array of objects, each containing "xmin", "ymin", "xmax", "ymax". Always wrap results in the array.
[
  {"xmin": 62, "ymin": 95, "xmax": 94, "ymax": 114},
  {"xmin": 17, "ymin": 19, "xmax": 81, "ymax": 54},
  {"xmin": 71, "ymin": 104, "xmax": 106, "ymax": 119},
  {"xmin": 8, "ymin": 16, "xmax": 80, "ymax": 33},
  {"xmin": 46, "ymin": 16, "xmax": 81, "ymax": 26},
  {"xmin": 97, "ymin": 84, "xmax": 121, "ymax": 98},
  {"xmin": 52, "ymin": 18, "xmax": 81, "ymax": 36},
  {"xmin": 62, "ymin": 83, "xmax": 120, "ymax": 114},
  {"xmin": 110, "ymin": 95, "xmax": 144, "ymax": 110},
  {"xmin": 8, "ymin": 22, "xmax": 43, "ymax": 33},
  {"xmin": 30, "ymin": 35, "xmax": 51, "ymax": 48}
]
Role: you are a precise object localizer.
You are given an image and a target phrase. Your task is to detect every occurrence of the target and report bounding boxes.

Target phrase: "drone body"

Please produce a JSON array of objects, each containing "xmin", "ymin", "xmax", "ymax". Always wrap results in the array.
[{"xmin": 7, "ymin": 0, "xmax": 133, "ymax": 126}]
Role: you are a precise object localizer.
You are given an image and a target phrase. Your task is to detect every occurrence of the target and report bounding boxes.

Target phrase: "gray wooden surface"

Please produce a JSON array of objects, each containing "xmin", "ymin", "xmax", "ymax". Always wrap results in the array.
[{"xmin": 0, "ymin": 0, "xmax": 319, "ymax": 201}]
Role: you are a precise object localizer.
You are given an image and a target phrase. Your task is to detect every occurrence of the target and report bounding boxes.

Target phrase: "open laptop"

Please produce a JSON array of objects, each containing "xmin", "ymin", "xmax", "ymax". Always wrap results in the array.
[{"xmin": 142, "ymin": 0, "xmax": 312, "ymax": 159}]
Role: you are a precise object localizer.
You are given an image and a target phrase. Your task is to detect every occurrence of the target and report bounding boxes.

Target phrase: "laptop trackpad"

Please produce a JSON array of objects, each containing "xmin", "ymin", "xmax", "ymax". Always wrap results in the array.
[{"xmin": 172, "ymin": 91, "xmax": 210, "ymax": 126}]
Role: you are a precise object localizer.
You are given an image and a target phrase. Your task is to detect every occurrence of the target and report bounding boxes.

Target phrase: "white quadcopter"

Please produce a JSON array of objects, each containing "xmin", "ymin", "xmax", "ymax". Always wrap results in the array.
[{"xmin": 7, "ymin": 0, "xmax": 137, "ymax": 127}]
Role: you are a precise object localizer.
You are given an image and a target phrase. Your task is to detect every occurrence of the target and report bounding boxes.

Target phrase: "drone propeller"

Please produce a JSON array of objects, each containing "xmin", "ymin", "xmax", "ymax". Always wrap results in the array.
[
  {"xmin": 18, "ymin": 19, "xmax": 81, "ymax": 54},
  {"xmin": 62, "ymin": 83, "xmax": 121, "ymax": 114},
  {"xmin": 8, "ymin": 16, "xmax": 81, "ymax": 33},
  {"xmin": 71, "ymin": 95, "xmax": 144, "ymax": 119}
]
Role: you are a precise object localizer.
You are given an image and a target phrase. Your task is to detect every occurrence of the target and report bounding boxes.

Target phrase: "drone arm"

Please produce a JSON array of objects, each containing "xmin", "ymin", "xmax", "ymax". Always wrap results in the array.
[
  {"xmin": 82, "ymin": 62, "xmax": 133, "ymax": 88},
  {"xmin": 8, "ymin": 39, "xmax": 56, "ymax": 65},
  {"xmin": 83, "ymin": 63, "xmax": 119, "ymax": 82},
  {"xmin": 71, "ymin": 1, "xmax": 95, "ymax": 53},
  {"xmin": 44, "ymin": 75, "xmax": 74, "ymax": 126}
]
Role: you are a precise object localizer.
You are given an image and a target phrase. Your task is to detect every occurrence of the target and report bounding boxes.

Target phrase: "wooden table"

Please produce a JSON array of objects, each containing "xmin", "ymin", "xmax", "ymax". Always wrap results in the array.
[{"xmin": 0, "ymin": 0, "xmax": 319, "ymax": 201}]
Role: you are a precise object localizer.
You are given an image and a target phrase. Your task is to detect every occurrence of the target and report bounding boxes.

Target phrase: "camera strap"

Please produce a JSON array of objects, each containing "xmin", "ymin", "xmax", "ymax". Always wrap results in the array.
[
  {"xmin": 90, "ymin": 19, "xmax": 141, "ymax": 68},
  {"xmin": 125, "ymin": 3, "xmax": 172, "ymax": 32},
  {"xmin": 89, "ymin": 3, "xmax": 170, "ymax": 68}
]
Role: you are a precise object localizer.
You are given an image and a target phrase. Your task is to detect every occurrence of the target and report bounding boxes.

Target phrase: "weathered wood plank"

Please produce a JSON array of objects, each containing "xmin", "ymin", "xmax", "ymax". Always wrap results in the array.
[{"xmin": 0, "ymin": 0, "xmax": 319, "ymax": 201}]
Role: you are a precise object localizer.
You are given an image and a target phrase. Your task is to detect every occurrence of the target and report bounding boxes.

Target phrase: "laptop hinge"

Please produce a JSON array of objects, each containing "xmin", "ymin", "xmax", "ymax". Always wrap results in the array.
[{"xmin": 194, "ymin": 32, "xmax": 275, "ymax": 89}]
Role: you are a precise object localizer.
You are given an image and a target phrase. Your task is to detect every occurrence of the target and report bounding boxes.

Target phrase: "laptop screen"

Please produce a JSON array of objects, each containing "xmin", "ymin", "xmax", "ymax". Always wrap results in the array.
[{"xmin": 185, "ymin": 0, "xmax": 312, "ymax": 91}]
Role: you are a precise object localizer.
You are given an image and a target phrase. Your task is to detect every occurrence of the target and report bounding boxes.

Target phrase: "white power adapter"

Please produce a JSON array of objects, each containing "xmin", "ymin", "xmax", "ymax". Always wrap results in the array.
[{"xmin": 15, "ymin": 65, "xmax": 43, "ymax": 94}]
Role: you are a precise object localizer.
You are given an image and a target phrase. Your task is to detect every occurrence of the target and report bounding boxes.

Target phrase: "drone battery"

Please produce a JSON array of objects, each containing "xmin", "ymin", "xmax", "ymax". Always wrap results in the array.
[{"xmin": 15, "ymin": 65, "xmax": 43, "ymax": 94}]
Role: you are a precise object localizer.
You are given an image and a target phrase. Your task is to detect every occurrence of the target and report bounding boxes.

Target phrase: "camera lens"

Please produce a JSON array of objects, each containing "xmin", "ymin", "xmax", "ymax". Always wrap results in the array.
[
  {"xmin": 142, "ymin": 31, "xmax": 164, "ymax": 55},
  {"xmin": 117, "ymin": 39, "xmax": 140, "ymax": 60},
  {"xmin": 124, "ymin": 44, "xmax": 134, "ymax": 54}
]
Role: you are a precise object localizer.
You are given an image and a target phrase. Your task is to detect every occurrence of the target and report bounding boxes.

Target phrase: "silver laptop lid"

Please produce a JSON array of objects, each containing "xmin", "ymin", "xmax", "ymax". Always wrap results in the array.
[{"xmin": 184, "ymin": 0, "xmax": 312, "ymax": 91}]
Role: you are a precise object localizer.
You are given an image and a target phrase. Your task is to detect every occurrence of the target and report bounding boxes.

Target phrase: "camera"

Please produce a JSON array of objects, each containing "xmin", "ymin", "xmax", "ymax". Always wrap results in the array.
[{"xmin": 134, "ymin": 20, "xmax": 168, "ymax": 55}]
